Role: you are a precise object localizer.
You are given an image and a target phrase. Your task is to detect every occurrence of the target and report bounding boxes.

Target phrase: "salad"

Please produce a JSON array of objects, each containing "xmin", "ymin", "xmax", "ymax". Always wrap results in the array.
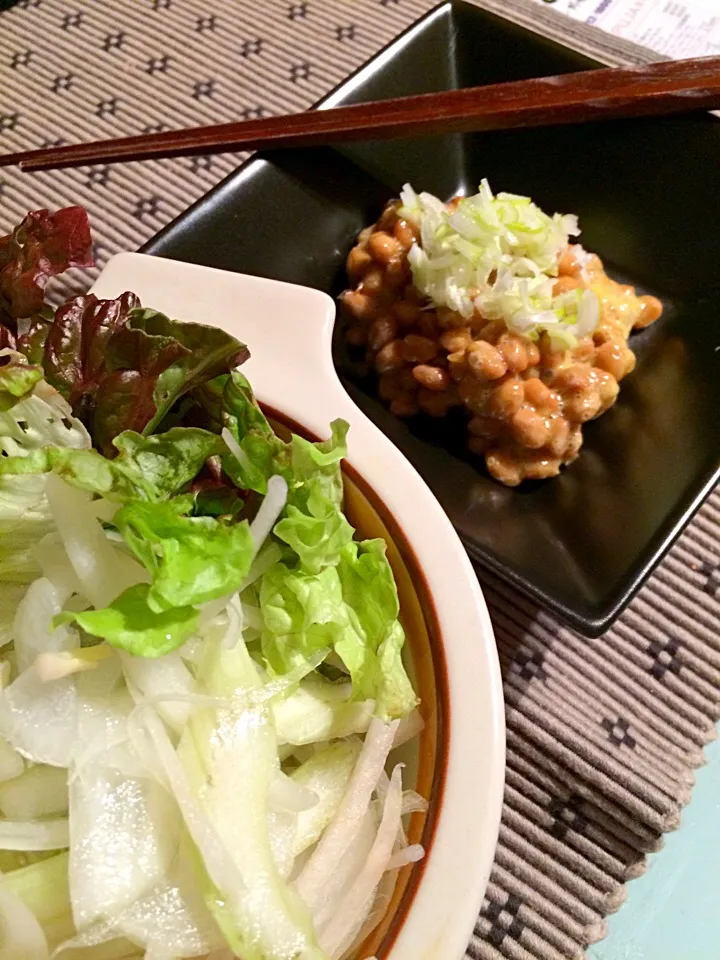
[{"xmin": 0, "ymin": 207, "xmax": 425, "ymax": 960}]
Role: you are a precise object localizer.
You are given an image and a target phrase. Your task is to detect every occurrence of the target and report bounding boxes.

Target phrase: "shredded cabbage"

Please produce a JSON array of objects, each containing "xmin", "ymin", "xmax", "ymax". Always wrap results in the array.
[{"xmin": 399, "ymin": 179, "xmax": 599, "ymax": 346}]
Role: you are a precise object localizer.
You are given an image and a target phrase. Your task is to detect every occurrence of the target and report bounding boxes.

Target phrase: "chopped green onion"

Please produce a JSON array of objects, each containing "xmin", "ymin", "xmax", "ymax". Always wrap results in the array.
[{"xmin": 399, "ymin": 180, "xmax": 599, "ymax": 347}]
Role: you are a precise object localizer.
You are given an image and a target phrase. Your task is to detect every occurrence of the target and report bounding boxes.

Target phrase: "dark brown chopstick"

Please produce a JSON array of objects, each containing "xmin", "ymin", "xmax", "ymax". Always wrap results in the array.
[{"xmin": 3, "ymin": 56, "xmax": 720, "ymax": 172}]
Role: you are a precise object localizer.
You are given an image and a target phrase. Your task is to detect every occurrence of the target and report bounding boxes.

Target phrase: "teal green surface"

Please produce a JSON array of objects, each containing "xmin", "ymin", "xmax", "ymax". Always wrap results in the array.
[{"xmin": 588, "ymin": 735, "xmax": 720, "ymax": 960}]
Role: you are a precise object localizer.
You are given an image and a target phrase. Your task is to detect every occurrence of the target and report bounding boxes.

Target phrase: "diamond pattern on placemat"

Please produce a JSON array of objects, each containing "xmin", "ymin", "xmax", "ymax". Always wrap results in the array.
[
  {"xmin": 646, "ymin": 637, "xmax": 683, "ymax": 680},
  {"xmin": 1, "ymin": 3, "xmax": 719, "ymax": 959}
]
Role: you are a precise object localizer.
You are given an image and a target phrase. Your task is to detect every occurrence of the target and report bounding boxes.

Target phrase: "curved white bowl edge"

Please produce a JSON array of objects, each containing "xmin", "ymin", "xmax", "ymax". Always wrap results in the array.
[{"xmin": 91, "ymin": 252, "xmax": 506, "ymax": 960}]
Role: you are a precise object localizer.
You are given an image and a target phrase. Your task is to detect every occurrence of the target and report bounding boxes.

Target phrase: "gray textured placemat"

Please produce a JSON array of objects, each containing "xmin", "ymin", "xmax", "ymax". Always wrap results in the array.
[{"xmin": 1, "ymin": 3, "xmax": 718, "ymax": 959}]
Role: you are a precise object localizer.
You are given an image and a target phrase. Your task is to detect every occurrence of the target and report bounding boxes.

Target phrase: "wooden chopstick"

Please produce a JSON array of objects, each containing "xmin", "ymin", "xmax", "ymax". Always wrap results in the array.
[{"xmin": 3, "ymin": 56, "xmax": 720, "ymax": 172}]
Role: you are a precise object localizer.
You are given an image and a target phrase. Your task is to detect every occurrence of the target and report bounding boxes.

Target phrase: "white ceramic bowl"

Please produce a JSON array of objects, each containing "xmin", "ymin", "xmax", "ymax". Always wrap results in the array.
[{"xmin": 92, "ymin": 253, "xmax": 505, "ymax": 960}]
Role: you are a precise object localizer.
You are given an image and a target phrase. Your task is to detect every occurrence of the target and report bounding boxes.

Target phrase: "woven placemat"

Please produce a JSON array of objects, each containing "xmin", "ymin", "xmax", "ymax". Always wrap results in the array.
[{"xmin": 1, "ymin": 2, "xmax": 718, "ymax": 959}]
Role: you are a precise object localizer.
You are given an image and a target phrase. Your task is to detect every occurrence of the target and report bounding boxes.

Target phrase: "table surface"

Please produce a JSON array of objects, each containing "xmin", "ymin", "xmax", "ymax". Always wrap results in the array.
[{"xmin": 588, "ymin": 732, "xmax": 720, "ymax": 960}]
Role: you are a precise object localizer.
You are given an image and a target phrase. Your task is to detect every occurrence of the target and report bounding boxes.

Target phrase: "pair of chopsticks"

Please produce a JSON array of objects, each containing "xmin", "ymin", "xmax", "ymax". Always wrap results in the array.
[{"xmin": 2, "ymin": 56, "xmax": 719, "ymax": 172}]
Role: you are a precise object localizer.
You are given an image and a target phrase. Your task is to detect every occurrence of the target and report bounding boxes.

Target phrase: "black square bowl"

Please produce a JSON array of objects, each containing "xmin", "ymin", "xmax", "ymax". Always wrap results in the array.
[{"xmin": 143, "ymin": 0, "xmax": 720, "ymax": 636}]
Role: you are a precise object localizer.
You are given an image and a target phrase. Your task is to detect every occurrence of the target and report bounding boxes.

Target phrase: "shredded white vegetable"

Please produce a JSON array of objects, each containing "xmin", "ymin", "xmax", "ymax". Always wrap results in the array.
[
  {"xmin": 0, "ymin": 765, "xmax": 68, "ymax": 820},
  {"xmin": 32, "ymin": 536, "xmax": 84, "ymax": 602},
  {"xmin": 309, "ymin": 808, "xmax": 378, "ymax": 937},
  {"xmin": 221, "ymin": 427, "xmax": 250, "ymax": 474},
  {"xmin": 137, "ymin": 707, "xmax": 249, "ymax": 901},
  {"xmin": 249, "ymin": 474, "xmax": 288, "ymax": 552},
  {"xmin": 0, "ymin": 879, "xmax": 50, "ymax": 960},
  {"xmin": 68, "ymin": 753, "xmax": 179, "ymax": 930},
  {"xmin": 0, "ymin": 666, "xmax": 79, "ymax": 768},
  {"xmin": 13, "ymin": 578, "xmax": 74, "ymax": 675},
  {"xmin": 319, "ymin": 764, "xmax": 404, "ymax": 958},
  {"xmin": 392, "ymin": 708, "xmax": 424, "ymax": 749},
  {"xmin": 0, "ymin": 735, "xmax": 24, "ymax": 784},
  {"xmin": 386, "ymin": 843, "xmax": 425, "ymax": 871},
  {"xmin": 242, "ymin": 541, "xmax": 283, "ymax": 589},
  {"xmin": 122, "ymin": 652, "xmax": 195, "ymax": 733},
  {"xmin": 295, "ymin": 718, "xmax": 398, "ymax": 918},
  {"xmin": 44, "ymin": 477, "xmax": 148, "ymax": 610},
  {"xmin": 268, "ymin": 772, "xmax": 318, "ymax": 814},
  {"xmin": 0, "ymin": 818, "xmax": 69, "ymax": 851},
  {"xmin": 400, "ymin": 790, "xmax": 428, "ymax": 816}
]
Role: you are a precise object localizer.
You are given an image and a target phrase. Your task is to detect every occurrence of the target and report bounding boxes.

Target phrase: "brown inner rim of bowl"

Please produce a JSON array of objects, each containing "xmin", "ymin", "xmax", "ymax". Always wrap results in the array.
[{"xmin": 263, "ymin": 403, "xmax": 451, "ymax": 959}]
